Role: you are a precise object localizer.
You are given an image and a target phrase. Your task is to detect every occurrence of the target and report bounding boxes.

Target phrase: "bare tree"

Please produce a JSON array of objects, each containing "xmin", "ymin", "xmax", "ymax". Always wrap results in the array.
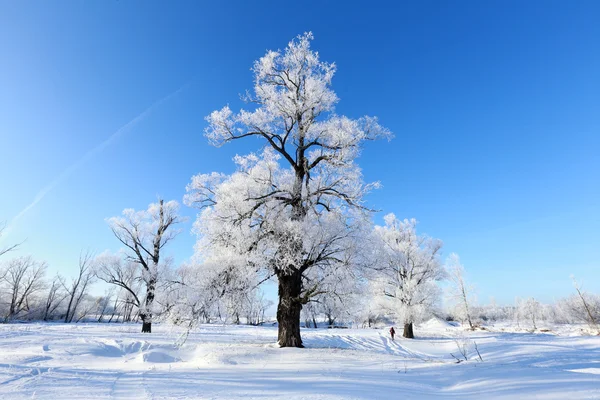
[
  {"xmin": 107, "ymin": 292, "xmax": 121, "ymax": 323},
  {"xmin": 446, "ymin": 253, "xmax": 476, "ymax": 330},
  {"xmin": 62, "ymin": 251, "xmax": 95, "ymax": 323},
  {"xmin": 571, "ymin": 277, "xmax": 600, "ymax": 334},
  {"xmin": 74, "ymin": 295, "xmax": 97, "ymax": 323},
  {"xmin": 517, "ymin": 297, "xmax": 541, "ymax": 330},
  {"xmin": 107, "ymin": 199, "xmax": 181, "ymax": 333},
  {"xmin": 43, "ymin": 275, "xmax": 68, "ymax": 321},
  {"xmin": 95, "ymin": 289, "xmax": 115, "ymax": 322},
  {"xmin": 120, "ymin": 291, "xmax": 137, "ymax": 322},
  {"xmin": 1, "ymin": 256, "xmax": 47, "ymax": 321},
  {"xmin": 94, "ymin": 254, "xmax": 142, "ymax": 316},
  {"xmin": 302, "ymin": 301, "xmax": 319, "ymax": 328}
]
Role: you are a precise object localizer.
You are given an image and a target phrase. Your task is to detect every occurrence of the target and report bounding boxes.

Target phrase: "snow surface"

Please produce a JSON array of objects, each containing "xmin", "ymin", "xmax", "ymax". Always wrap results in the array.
[{"xmin": 0, "ymin": 321, "xmax": 599, "ymax": 399}]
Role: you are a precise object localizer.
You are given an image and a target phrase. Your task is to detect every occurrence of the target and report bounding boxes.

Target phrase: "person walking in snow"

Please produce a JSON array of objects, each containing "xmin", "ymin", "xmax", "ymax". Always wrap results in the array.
[{"xmin": 389, "ymin": 326, "xmax": 396, "ymax": 341}]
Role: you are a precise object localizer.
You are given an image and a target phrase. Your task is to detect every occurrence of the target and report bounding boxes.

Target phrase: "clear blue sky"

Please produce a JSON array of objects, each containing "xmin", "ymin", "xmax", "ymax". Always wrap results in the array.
[{"xmin": 0, "ymin": 1, "xmax": 598, "ymax": 305}]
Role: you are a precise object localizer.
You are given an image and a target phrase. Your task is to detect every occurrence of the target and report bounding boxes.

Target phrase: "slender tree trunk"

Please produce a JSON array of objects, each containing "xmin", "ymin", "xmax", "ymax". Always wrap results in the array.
[
  {"xmin": 7, "ymin": 298, "xmax": 17, "ymax": 322},
  {"xmin": 108, "ymin": 296, "xmax": 119, "ymax": 323},
  {"xmin": 466, "ymin": 311, "xmax": 474, "ymax": 330},
  {"xmin": 575, "ymin": 287, "xmax": 599, "ymax": 333},
  {"xmin": 64, "ymin": 296, "xmax": 75, "ymax": 323},
  {"xmin": 463, "ymin": 298, "xmax": 474, "ymax": 330},
  {"xmin": 277, "ymin": 271, "xmax": 303, "ymax": 347},
  {"xmin": 403, "ymin": 322, "xmax": 414, "ymax": 339}
]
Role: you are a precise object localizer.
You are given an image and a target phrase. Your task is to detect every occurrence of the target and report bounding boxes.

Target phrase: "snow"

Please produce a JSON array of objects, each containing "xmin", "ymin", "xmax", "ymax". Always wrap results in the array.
[{"xmin": 1, "ymin": 321, "xmax": 599, "ymax": 399}]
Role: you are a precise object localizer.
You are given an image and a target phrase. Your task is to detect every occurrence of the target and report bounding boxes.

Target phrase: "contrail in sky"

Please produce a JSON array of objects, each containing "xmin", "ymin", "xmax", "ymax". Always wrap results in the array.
[{"xmin": 1, "ymin": 82, "xmax": 190, "ymax": 241}]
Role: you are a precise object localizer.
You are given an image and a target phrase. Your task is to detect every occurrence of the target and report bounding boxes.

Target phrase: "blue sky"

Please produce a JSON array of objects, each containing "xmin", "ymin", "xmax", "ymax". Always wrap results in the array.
[{"xmin": 0, "ymin": 1, "xmax": 598, "ymax": 305}]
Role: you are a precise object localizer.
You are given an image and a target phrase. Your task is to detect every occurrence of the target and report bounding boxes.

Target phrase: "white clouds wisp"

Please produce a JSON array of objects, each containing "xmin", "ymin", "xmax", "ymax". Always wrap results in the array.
[{"xmin": 1, "ymin": 82, "xmax": 190, "ymax": 241}]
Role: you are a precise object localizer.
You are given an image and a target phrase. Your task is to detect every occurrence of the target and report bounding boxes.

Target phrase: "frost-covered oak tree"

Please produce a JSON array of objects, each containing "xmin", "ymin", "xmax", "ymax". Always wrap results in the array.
[
  {"xmin": 105, "ymin": 199, "xmax": 182, "ymax": 333},
  {"xmin": 186, "ymin": 33, "xmax": 390, "ymax": 347},
  {"xmin": 371, "ymin": 215, "xmax": 444, "ymax": 338}
]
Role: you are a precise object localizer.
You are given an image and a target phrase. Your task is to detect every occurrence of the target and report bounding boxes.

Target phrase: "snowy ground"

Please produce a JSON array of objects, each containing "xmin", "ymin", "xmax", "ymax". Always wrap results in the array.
[{"xmin": 0, "ymin": 320, "xmax": 599, "ymax": 399}]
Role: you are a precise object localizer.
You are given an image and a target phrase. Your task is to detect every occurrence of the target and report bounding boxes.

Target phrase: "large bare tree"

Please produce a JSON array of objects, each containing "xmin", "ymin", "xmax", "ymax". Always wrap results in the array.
[
  {"xmin": 107, "ymin": 199, "xmax": 181, "ymax": 333},
  {"xmin": 186, "ymin": 33, "xmax": 390, "ymax": 347},
  {"xmin": 1, "ymin": 256, "xmax": 47, "ymax": 322}
]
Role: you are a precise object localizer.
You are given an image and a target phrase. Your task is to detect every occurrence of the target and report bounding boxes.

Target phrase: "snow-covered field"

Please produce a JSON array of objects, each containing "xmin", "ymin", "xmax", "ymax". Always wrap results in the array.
[{"xmin": 1, "ymin": 320, "xmax": 599, "ymax": 399}]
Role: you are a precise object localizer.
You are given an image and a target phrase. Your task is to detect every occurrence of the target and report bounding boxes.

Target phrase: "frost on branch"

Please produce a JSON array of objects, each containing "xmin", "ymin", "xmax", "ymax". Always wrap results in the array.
[
  {"xmin": 446, "ymin": 253, "xmax": 477, "ymax": 330},
  {"xmin": 189, "ymin": 32, "xmax": 390, "ymax": 347},
  {"xmin": 103, "ymin": 199, "xmax": 183, "ymax": 333},
  {"xmin": 370, "ymin": 214, "xmax": 445, "ymax": 338},
  {"xmin": 204, "ymin": 32, "xmax": 391, "ymax": 168}
]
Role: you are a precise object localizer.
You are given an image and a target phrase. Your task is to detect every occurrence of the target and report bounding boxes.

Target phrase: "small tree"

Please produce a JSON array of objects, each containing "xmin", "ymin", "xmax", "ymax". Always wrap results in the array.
[
  {"xmin": 302, "ymin": 301, "xmax": 319, "ymax": 328},
  {"xmin": 162, "ymin": 261, "xmax": 231, "ymax": 341},
  {"xmin": 371, "ymin": 215, "xmax": 444, "ymax": 338},
  {"xmin": 446, "ymin": 253, "xmax": 476, "ymax": 329},
  {"xmin": 517, "ymin": 297, "xmax": 541, "ymax": 330},
  {"xmin": 312, "ymin": 265, "xmax": 363, "ymax": 328},
  {"xmin": 62, "ymin": 252, "xmax": 95, "ymax": 323},
  {"xmin": 107, "ymin": 199, "xmax": 182, "ymax": 333},
  {"xmin": 95, "ymin": 289, "xmax": 115, "ymax": 322},
  {"xmin": 241, "ymin": 291, "xmax": 273, "ymax": 326},
  {"xmin": 570, "ymin": 277, "xmax": 600, "ymax": 334}
]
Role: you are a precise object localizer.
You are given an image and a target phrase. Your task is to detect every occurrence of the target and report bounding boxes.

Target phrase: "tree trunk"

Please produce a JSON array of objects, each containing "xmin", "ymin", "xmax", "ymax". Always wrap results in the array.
[
  {"xmin": 64, "ymin": 296, "xmax": 74, "ymax": 323},
  {"xmin": 141, "ymin": 320, "xmax": 152, "ymax": 333},
  {"xmin": 467, "ymin": 315, "xmax": 474, "ymax": 330},
  {"xmin": 464, "ymin": 301, "xmax": 474, "ymax": 330},
  {"xmin": 403, "ymin": 322, "xmax": 414, "ymax": 339},
  {"xmin": 276, "ymin": 175, "xmax": 307, "ymax": 348},
  {"xmin": 140, "ymin": 279, "xmax": 156, "ymax": 333},
  {"xmin": 327, "ymin": 315, "xmax": 334, "ymax": 327},
  {"xmin": 277, "ymin": 272, "xmax": 303, "ymax": 347}
]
